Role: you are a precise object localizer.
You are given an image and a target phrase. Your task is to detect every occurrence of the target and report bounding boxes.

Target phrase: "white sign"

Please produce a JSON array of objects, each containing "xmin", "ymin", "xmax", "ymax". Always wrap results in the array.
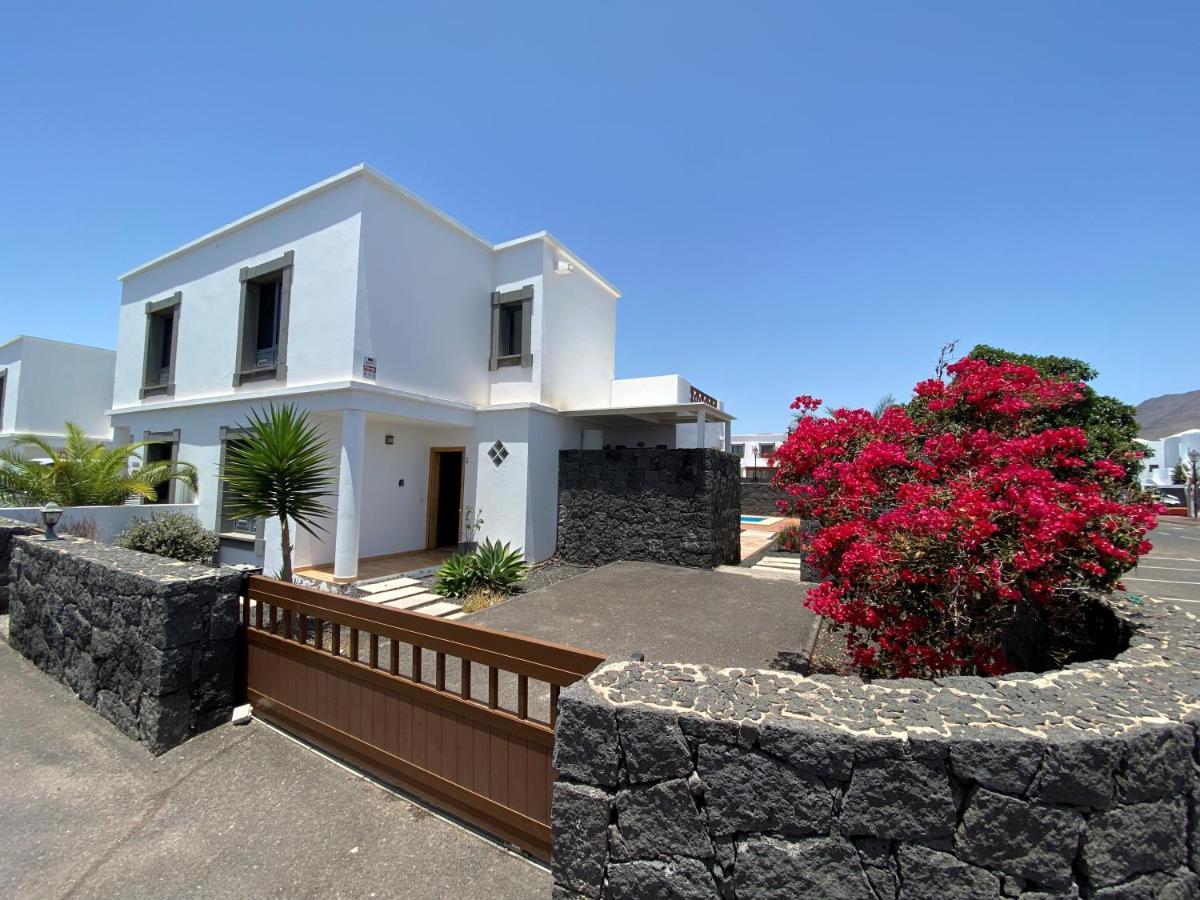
[{"xmin": 362, "ymin": 356, "xmax": 377, "ymax": 380}]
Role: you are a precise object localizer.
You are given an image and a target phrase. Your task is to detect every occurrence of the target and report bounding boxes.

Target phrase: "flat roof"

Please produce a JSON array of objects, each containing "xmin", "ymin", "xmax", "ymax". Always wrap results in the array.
[
  {"xmin": 118, "ymin": 164, "xmax": 619, "ymax": 297},
  {"xmin": 0, "ymin": 334, "xmax": 115, "ymax": 355},
  {"xmin": 562, "ymin": 402, "xmax": 734, "ymax": 425}
]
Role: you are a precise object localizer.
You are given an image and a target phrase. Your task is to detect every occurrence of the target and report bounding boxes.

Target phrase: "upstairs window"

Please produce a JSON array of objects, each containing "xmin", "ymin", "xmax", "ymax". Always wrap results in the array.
[
  {"xmin": 489, "ymin": 284, "xmax": 533, "ymax": 370},
  {"xmin": 0, "ymin": 370, "xmax": 7, "ymax": 428},
  {"xmin": 141, "ymin": 292, "xmax": 181, "ymax": 398},
  {"xmin": 757, "ymin": 442, "xmax": 776, "ymax": 457},
  {"xmin": 731, "ymin": 443, "xmax": 745, "ymax": 458},
  {"xmin": 235, "ymin": 250, "xmax": 293, "ymax": 386}
]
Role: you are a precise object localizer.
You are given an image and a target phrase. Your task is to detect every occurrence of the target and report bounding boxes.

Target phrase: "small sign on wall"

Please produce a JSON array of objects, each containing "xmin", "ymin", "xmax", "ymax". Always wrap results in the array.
[{"xmin": 362, "ymin": 356, "xmax": 377, "ymax": 380}]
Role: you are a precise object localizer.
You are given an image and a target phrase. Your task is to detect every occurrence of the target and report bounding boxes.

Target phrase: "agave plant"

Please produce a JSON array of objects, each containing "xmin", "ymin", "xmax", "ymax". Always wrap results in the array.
[
  {"xmin": 0, "ymin": 423, "xmax": 198, "ymax": 506},
  {"xmin": 219, "ymin": 404, "xmax": 335, "ymax": 582},
  {"xmin": 472, "ymin": 539, "xmax": 529, "ymax": 592},
  {"xmin": 434, "ymin": 552, "xmax": 478, "ymax": 599}
]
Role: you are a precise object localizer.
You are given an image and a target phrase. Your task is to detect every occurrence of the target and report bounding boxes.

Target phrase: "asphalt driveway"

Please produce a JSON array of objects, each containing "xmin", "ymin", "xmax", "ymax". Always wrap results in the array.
[
  {"xmin": 0, "ymin": 638, "xmax": 547, "ymax": 900},
  {"xmin": 465, "ymin": 560, "xmax": 821, "ymax": 670}
]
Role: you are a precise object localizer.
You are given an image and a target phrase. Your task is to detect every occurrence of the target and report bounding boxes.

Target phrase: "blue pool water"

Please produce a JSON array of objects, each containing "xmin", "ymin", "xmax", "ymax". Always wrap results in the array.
[{"xmin": 741, "ymin": 515, "xmax": 768, "ymax": 524}]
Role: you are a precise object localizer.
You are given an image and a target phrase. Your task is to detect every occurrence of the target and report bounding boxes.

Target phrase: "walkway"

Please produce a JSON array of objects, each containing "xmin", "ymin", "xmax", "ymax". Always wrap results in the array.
[{"xmin": 0, "ymin": 639, "xmax": 547, "ymax": 900}]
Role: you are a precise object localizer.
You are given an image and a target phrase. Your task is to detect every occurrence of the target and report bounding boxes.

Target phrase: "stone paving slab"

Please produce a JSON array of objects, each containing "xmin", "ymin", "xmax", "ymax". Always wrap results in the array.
[
  {"xmin": 380, "ymin": 592, "xmax": 446, "ymax": 610},
  {"xmin": 357, "ymin": 576, "xmax": 420, "ymax": 594},
  {"xmin": 366, "ymin": 584, "xmax": 428, "ymax": 603}
]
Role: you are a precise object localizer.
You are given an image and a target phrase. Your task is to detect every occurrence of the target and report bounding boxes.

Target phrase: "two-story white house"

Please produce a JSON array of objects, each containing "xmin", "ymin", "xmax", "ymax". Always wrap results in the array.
[
  {"xmin": 1139, "ymin": 430, "xmax": 1200, "ymax": 486},
  {"xmin": 0, "ymin": 336, "xmax": 115, "ymax": 451},
  {"xmin": 110, "ymin": 164, "xmax": 734, "ymax": 582},
  {"xmin": 730, "ymin": 432, "xmax": 788, "ymax": 479}
]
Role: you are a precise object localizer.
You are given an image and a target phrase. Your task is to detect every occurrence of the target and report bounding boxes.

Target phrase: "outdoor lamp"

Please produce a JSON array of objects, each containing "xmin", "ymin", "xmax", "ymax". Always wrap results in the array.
[{"xmin": 40, "ymin": 502, "xmax": 63, "ymax": 540}]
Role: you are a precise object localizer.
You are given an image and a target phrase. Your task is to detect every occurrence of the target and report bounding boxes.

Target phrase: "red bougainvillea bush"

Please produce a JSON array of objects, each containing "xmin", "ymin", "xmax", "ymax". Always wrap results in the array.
[{"xmin": 772, "ymin": 358, "xmax": 1158, "ymax": 678}]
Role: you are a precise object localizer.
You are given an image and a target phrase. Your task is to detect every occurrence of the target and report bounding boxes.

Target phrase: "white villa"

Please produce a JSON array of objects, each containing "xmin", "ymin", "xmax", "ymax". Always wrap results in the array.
[
  {"xmin": 1139, "ymin": 430, "xmax": 1200, "ymax": 486},
  {"xmin": 730, "ymin": 432, "xmax": 787, "ymax": 479},
  {"xmin": 0, "ymin": 336, "xmax": 115, "ymax": 451},
  {"xmin": 109, "ymin": 164, "xmax": 734, "ymax": 581}
]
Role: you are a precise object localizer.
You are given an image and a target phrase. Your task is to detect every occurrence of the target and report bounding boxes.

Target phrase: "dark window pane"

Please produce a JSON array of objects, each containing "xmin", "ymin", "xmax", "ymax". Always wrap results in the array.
[
  {"xmin": 255, "ymin": 278, "xmax": 281, "ymax": 354},
  {"xmin": 500, "ymin": 304, "xmax": 522, "ymax": 356},
  {"xmin": 158, "ymin": 314, "xmax": 174, "ymax": 370}
]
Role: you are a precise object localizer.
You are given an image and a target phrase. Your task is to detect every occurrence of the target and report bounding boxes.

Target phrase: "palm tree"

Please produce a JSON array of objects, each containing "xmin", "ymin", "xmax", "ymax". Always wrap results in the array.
[
  {"xmin": 219, "ymin": 404, "xmax": 335, "ymax": 582},
  {"xmin": 0, "ymin": 423, "xmax": 198, "ymax": 506}
]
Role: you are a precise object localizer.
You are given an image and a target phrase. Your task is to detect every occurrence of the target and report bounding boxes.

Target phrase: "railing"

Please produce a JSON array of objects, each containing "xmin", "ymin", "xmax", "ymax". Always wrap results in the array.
[{"xmin": 240, "ymin": 575, "xmax": 606, "ymax": 858}]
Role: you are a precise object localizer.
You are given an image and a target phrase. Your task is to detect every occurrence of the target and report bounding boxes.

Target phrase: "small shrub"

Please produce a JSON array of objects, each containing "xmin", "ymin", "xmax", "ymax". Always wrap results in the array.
[
  {"xmin": 434, "ymin": 540, "xmax": 529, "ymax": 599},
  {"xmin": 434, "ymin": 553, "xmax": 478, "ymax": 599},
  {"xmin": 776, "ymin": 523, "xmax": 808, "ymax": 554},
  {"xmin": 461, "ymin": 586, "xmax": 508, "ymax": 614},
  {"xmin": 116, "ymin": 512, "xmax": 219, "ymax": 563}
]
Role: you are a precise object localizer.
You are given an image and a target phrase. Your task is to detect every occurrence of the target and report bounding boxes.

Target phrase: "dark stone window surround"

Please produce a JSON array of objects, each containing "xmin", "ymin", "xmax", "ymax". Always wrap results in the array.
[
  {"xmin": 141, "ymin": 428, "xmax": 182, "ymax": 503},
  {"xmin": 140, "ymin": 291, "xmax": 182, "ymax": 399},
  {"xmin": 0, "ymin": 368, "xmax": 7, "ymax": 428},
  {"xmin": 233, "ymin": 250, "xmax": 293, "ymax": 387},
  {"xmin": 489, "ymin": 284, "xmax": 534, "ymax": 370},
  {"xmin": 215, "ymin": 424, "xmax": 265, "ymax": 555}
]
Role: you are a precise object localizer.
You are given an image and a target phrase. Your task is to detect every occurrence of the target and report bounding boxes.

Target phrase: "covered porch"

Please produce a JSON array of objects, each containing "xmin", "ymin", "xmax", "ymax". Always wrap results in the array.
[
  {"xmin": 284, "ymin": 404, "xmax": 476, "ymax": 585},
  {"xmin": 560, "ymin": 400, "xmax": 736, "ymax": 450}
]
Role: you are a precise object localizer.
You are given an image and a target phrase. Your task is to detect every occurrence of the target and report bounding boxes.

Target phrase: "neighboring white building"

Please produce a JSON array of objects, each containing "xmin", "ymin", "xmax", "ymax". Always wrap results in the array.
[
  {"xmin": 729, "ymin": 432, "xmax": 788, "ymax": 479},
  {"xmin": 109, "ymin": 164, "xmax": 734, "ymax": 580},
  {"xmin": 0, "ymin": 336, "xmax": 115, "ymax": 451},
  {"xmin": 1139, "ymin": 430, "xmax": 1200, "ymax": 486}
]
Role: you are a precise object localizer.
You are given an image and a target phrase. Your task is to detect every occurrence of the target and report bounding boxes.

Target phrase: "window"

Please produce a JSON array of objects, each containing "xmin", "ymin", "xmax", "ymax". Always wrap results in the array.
[
  {"xmin": 489, "ymin": 284, "xmax": 533, "ymax": 369},
  {"xmin": 216, "ymin": 426, "xmax": 261, "ymax": 542},
  {"xmin": 0, "ymin": 370, "xmax": 6, "ymax": 429},
  {"xmin": 141, "ymin": 292, "xmax": 181, "ymax": 398},
  {"xmin": 234, "ymin": 251, "xmax": 293, "ymax": 386},
  {"xmin": 731, "ymin": 443, "xmax": 745, "ymax": 458},
  {"xmin": 141, "ymin": 429, "xmax": 181, "ymax": 504},
  {"xmin": 758, "ymin": 442, "xmax": 776, "ymax": 456}
]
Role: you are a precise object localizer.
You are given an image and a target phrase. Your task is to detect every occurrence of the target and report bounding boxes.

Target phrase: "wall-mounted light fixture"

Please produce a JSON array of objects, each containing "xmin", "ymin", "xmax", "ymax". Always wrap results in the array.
[
  {"xmin": 385, "ymin": 434, "xmax": 395, "ymax": 445},
  {"xmin": 555, "ymin": 259, "xmax": 575, "ymax": 275},
  {"xmin": 40, "ymin": 502, "xmax": 63, "ymax": 541}
]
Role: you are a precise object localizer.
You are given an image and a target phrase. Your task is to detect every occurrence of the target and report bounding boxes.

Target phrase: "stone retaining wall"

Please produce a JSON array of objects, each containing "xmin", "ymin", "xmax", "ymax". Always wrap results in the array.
[
  {"xmin": 557, "ymin": 449, "xmax": 740, "ymax": 569},
  {"xmin": 551, "ymin": 595, "xmax": 1200, "ymax": 899},
  {"xmin": 0, "ymin": 516, "xmax": 38, "ymax": 614},
  {"xmin": 7, "ymin": 533, "xmax": 242, "ymax": 754},
  {"xmin": 740, "ymin": 480, "xmax": 791, "ymax": 517}
]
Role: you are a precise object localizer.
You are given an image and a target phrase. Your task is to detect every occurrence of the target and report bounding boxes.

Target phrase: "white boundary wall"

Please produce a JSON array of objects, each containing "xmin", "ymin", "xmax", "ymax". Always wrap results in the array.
[{"xmin": 0, "ymin": 504, "xmax": 201, "ymax": 544}]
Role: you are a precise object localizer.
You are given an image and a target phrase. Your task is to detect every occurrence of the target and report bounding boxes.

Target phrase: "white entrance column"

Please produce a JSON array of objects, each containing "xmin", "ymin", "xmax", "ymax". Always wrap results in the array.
[
  {"xmin": 696, "ymin": 406, "xmax": 707, "ymax": 449},
  {"xmin": 724, "ymin": 419, "xmax": 732, "ymax": 453},
  {"xmin": 334, "ymin": 409, "xmax": 366, "ymax": 581}
]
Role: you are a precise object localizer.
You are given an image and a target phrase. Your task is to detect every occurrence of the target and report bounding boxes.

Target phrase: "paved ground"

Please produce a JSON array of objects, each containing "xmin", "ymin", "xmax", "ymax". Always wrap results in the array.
[
  {"xmin": 1125, "ymin": 516, "xmax": 1200, "ymax": 607},
  {"xmin": 0, "ymin": 640, "xmax": 547, "ymax": 900},
  {"xmin": 464, "ymin": 560, "xmax": 821, "ymax": 670}
]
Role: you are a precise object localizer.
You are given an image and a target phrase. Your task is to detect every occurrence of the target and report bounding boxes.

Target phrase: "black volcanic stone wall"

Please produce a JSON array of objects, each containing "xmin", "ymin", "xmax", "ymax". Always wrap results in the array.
[
  {"xmin": 7, "ymin": 533, "xmax": 242, "ymax": 754},
  {"xmin": 740, "ymin": 479, "xmax": 792, "ymax": 516},
  {"xmin": 0, "ymin": 517, "xmax": 38, "ymax": 613},
  {"xmin": 557, "ymin": 449, "xmax": 740, "ymax": 569},
  {"xmin": 551, "ymin": 594, "xmax": 1200, "ymax": 899}
]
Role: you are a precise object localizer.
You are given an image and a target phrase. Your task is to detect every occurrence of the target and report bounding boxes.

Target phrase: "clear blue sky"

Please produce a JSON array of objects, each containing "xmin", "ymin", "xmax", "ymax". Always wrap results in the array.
[{"xmin": 1, "ymin": 2, "xmax": 1196, "ymax": 431}]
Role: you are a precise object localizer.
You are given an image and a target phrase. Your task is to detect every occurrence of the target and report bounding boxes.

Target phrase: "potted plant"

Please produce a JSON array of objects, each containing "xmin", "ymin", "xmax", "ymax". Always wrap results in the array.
[{"xmin": 459, "ymin": 505, "xmax": 483, "ymax": 554}]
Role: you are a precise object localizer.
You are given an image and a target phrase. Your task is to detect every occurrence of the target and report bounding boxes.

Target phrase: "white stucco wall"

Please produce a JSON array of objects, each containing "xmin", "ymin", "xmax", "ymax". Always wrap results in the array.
[
  {"xmin": 0, "ymin": 337, "xmax": 115, "ymax": 443},
  {"xmin": 114, "ymin": 177, "xmax": 365, "ymax": 408},
  {"xmin": 610, "ymin": 375, "xmax": 690, "ymax": 407},
  {"xmin": 357, "ymin": 179, "xmax": 495, "ymax": 407},
  {"xmin": 538, "ymin": 242, "xmax": 617, "ymax": 411}
]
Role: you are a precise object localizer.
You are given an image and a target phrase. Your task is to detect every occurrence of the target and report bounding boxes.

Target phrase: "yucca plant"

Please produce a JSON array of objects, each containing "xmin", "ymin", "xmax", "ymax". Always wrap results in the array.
[
  {"xmin": 219, "ymin": 404, "xmax": 335, "ymax": 582},
  {"xmin": 0, "ymin": 422, "xmax": 198, "ymax": 506}
]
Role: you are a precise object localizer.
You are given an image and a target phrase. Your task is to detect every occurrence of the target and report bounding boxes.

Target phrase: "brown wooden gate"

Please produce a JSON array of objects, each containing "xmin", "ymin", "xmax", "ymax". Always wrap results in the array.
[{"xmin": 241, "ymin": 576, "xmax": 605, "ymax": 860}]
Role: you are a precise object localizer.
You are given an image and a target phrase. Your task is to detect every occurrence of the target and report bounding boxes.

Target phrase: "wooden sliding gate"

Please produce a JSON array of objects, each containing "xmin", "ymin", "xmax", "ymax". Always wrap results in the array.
[{"xmin": 241, "ymin": 576, "xmax": 605, "ymax": 860}]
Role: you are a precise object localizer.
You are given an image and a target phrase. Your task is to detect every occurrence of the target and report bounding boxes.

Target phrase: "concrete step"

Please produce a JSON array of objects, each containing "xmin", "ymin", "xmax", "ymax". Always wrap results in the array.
[
  {"xmin": 362, "ymin": 584, "xmax": 427, "ymax": 604},
  {"xmin": 444, "ymin": 611, "xmax": 467, "ymax": 620},
  {"xmin": 358, "ymin": 576, "xmax": 419, "ymax": 594},
  {"xmin": 416, "ymin": 601, "xmax": 463, "ymax": 618},
  {"xmin": 757, "ymin": 557, "xmax": 804, "ymax": 569},
  {"xmin": 379, "ymin": 591, "xmax": 444, "ymax": 610}
]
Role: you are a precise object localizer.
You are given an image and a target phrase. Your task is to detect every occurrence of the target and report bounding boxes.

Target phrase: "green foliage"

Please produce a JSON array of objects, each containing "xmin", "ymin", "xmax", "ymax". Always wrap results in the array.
[
  {"xmin": 116, "ymin": 512, "xmax": 220, "ymax": 563},
  {"xmin": 1173, "ymin": 462, "xmax": 1189, "ymax": 485},
  {"xmin": 434, "ymin": 552, "xmax": 478, "ymax": 599},
  {"xmin": 219, "ymin": 404, "xmax": 335, "ymax": 582},
  {"xmin": 0, "ymin": 423, "xmax": 198, "ymax": 506},
  {"xmin": 472, "ymin": 539, "xmax": 530, "ymax": 591},
  {"xmin": 433, "ymin": 539, "xmax": 529, "ymax": 599},
  {"xmin": 961, "ymin": 345, "xmax": 1142, "ymax": 482}
]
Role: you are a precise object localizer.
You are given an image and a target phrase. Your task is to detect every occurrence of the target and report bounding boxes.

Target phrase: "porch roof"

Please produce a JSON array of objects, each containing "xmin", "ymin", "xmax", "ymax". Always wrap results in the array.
[{"xmin": 560, "ymin": 401, "xmax": 734, "ymax": 427}]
